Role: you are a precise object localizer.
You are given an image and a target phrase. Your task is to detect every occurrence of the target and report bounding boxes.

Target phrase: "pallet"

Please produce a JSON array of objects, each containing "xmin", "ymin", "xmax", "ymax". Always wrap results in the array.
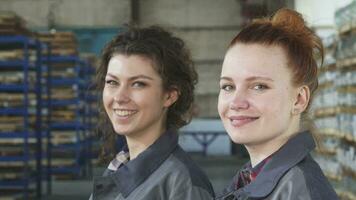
[
  {"xmin": 338, "ymin": 86, "xmax": 356, "ymax": 93},
  {"xmin": 51, "ymin": 88, "xmax": 76, "ymax": 96},
  {"xmin": 325, "ymin": 171, "xmax": 342, "ymax": 181},
  {"xmin": 51, "ymin": 48, "xmax": 78, "ymax": 56},
  {"xmin": 0, "ymin": 138, "xmax": 38, "ymax": 145},
  {"xmin": 315, "ymin": 129, "xmax": 343, "ymax": 138},
  {"xmin": 336, "ymin": 57, "xmax": 356, "ymax": 69},
  {"xmin": 0, "ymin": 72, "xmax": 37, "ymax": 84},
  {"xmin": 0, "ymin": 93, "xmax": 35, "ymax": 101},
  {"xmin": 315, "ymin": 147, "xmax": 337, "ymax": 156},
  {"xmin": 0, "ymin": 124, "xmax": 24, "ymax": 132},
  {"xmin": 51, "ymin": 111, "xmax": 76, "ymax": 120},
  {"xmin": 313, "ymin": 106, "xmax": 356, "ymax": 118},
  {"xmin": 0, "ymin": 116, "xmax": 36, "ymax": 122},
  {"xmin": 337, "ymin": 190, "xmax": 356, "ymax": 200},
  {"xmin": 36, "ymin": 31, "xmax": 76, "ymax": 40},
  {"xmin": 0, "ymin": 26, "xmax": 32, "ymax": 37},
  {"xmin": 50, "ymin": 159, "xmax": 76, "ymax": 167},
  {"xmin": 36, "ymin": 31, "xmax": 78, "ymax": 56},
  {"xmin": 48, "ymin": 70, "xmax": 76, "ymax": 78},
  {"xmin": 338, "ymin": 24, "xmax": 356, "ymax": 37},
  {"xmin": 0, "ymin": 12, "xmax": 32, "ymax": 37},
  {"xmin": 0, "ymin": 173, "xmax": 25, "ymax": 180}
]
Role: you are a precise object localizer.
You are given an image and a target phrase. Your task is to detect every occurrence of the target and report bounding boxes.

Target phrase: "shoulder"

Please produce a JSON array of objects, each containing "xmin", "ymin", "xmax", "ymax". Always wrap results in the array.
[
  {"xmin": 270, "ymin": 155, "xmax": 338, "ymax": 200},
  {"xmin": 159, "ymin": 146, "xmax": 215, "ymax": 196},
  {"xmin": 294, "ymin": 155, "xmax": 339, "ymax": 199}
]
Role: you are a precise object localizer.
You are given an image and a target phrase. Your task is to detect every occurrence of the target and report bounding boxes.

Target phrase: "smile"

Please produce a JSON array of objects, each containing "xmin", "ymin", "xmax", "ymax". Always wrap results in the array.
[
  {"xmin": 229, "ymin": 116, "xmax": 259, "ymax": 127},
  {"xmin": 114, "ymin": 109, "xmax": 138, "ymax": 117}
]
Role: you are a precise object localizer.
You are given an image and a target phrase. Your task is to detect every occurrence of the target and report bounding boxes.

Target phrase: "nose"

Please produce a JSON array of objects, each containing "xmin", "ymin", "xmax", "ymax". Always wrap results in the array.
[
  {"xmin": 229, "ymin": 89, "xmax": 249, "ymax": 111},
  {"xmin": 113, "ymin": 85, "xmax": 130, "ymax": 104}
]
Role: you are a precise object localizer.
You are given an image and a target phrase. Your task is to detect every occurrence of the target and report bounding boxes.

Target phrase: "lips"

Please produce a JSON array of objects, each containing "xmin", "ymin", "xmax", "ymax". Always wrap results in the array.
[
  {"xmin": 113, "ymin": 109, "xmax": 138, "ymax": 117},
  {"xmin": 228, "ymin": 115, "xmax": 259, "ymax": 127}
]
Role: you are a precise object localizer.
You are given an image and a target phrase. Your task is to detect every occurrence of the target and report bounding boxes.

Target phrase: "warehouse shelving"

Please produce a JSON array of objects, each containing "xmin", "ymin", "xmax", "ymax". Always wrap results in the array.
[
  {"xmin": 81, "ymin": 59, "xmax": 99, "ymax": 175},
  {"xmin": 313, "ymin": 2, "xmax": 356, "ymax": 199},
  {"xmin": 0, "ymin": 36, "xmax": 46, "ymax": 199},
  {"xmin": 45, "ymin": 55, "xmax": 89, "ymax": 180}
]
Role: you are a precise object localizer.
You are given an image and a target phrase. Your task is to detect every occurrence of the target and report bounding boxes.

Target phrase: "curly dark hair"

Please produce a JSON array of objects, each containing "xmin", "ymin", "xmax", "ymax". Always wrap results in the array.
[{"xmin": 95, "ymin": 25, "xmax": 198, "ymax": 162}]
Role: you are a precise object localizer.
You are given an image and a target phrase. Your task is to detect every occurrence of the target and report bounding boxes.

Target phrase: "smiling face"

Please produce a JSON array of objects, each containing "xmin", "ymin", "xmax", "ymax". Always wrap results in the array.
[
  {"xmin": 218, "ymin": 43, "xmax": 301, "ymax": 147},
  {"xmin": 103, "ymin": 54, "xmax": 177, "ymax": 138}
]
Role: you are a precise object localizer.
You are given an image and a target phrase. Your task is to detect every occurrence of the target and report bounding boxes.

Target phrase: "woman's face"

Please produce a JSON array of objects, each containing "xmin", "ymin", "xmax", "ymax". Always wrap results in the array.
[
  {"xmin": 103, "ymin": 54, "xmax": 176, "ymax": 138},
  {"xmin": 218, "ymin": 43, "xmax": 299, "ymax": 146}
]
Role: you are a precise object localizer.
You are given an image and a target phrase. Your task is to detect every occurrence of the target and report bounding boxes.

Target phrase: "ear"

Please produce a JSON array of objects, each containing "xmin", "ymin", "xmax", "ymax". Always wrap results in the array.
[
  {"xmin": 163, "ymin": 87, "xmax": 179, "ymax": 108},
  {"xmin": 292, "ymin": 86, "xmax": 310, "ymax": 115}
]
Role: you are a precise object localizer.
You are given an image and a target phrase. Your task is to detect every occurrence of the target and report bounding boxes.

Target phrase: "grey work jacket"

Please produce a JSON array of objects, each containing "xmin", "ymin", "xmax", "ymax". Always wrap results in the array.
[
  {"xmin": 216, "ymin": 131, "xmax": 339, "ymax": 200},
  {"xmin": 89, "ymin": 131, "xmax": 215, "ymax": 200}
]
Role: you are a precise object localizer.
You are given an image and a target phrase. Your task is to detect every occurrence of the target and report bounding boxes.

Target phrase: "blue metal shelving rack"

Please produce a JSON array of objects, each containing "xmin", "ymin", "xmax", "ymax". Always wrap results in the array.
[
  {"xmin": 40, "ymin": 43, "xmax": 52, "ymax": 195},
  {"xmin": 46, "ymin": 55, "xmax": 88, "ymax": 180},
  {"xmin": 0, "ymin": 36, "xmax": 45, "ymax": 199},
  {"xmin": 81, "ymin": 60, "xmax": 99, "ymax": 176}
]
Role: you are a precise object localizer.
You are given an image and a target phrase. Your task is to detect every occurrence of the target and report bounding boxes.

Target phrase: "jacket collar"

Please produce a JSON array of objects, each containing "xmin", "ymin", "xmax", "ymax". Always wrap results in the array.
[
  {"xmin": 241, "ymin": 131, "xmax": 316, "ymax": 198},
  {"xmin": 111, "ymin": 130, "xmax": 178, "ymax": 198}
]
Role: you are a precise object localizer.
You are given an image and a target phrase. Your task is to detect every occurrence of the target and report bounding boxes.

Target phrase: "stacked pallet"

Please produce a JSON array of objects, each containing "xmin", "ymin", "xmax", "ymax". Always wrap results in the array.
[
  {"xmin": 45, "ymin": 55, "xmax": 86, "ymax": 180},
  {"xmin": 0, "ymin": 11, "xmax": 32, "ymax": 36},
  {"xmin": 313, "ymin": 2, "xmax": 356, "ymax": 200},
  {"xmin": 80, "ymin": 53, "xmax": 100, "ymax": 168},
  {"xmin": 0, "ymin": 36, "xmax": 43, "ymax": 199},
  {"xmin": 37, "ymin": 31, "xmax": 78, "ymax": 56},
  {"xmin": 312, "ymin": 35, "xmax": 343, "ymax": 182}
]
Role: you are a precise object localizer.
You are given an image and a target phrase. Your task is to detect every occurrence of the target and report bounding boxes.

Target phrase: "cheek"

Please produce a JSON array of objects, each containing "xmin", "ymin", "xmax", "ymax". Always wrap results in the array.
[
  {"xmin": 218, "ymin": 93, "xmax": 228, "ymax": 116},
  {"xmin": 102, "ymin": 89, "xmax": 112, "ymax": 107},
  {"xmin": 262, "ymin": 94, "xmax": 291, "ymax": 121},
  {"xmin": 254, "ymin": 92, "xmax": 281, "ymax": 115},
  {"xmin": 135, "ymin": 90, "xmax": 162, "ymax": 109}
]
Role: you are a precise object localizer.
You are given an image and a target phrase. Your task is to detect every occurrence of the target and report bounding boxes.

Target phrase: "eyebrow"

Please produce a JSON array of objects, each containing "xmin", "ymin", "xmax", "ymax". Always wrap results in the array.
[
  {"xmin": 220, "ymin": 76, "xmax": 274, "ymax": 82},
  {"xmin": 106, "ymin": 73, "xmax": 155, "ymax": 81}
]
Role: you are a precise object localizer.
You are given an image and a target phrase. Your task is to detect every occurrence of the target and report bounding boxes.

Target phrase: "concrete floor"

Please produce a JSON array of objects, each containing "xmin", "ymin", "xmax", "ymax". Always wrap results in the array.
[{"xmin": 42, "ymin": 155, "xmax": 246, "ymax": 200}]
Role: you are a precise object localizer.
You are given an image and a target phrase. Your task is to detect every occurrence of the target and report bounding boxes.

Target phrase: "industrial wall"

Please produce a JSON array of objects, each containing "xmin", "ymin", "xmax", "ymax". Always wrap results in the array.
[{"xmin": 0, "ymin": 0, "xmax": 289, "ymax": 117}]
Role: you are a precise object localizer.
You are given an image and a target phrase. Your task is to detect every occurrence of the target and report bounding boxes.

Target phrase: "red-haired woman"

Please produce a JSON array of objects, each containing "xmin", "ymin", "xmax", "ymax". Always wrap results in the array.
[{"xmin": 216, "ymin": 8, "xmax": 339, "ymax": 200}]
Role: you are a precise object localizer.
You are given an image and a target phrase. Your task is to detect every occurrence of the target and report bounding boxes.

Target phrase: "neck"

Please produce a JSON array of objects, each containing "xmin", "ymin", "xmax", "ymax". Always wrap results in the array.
[
  {"xmin": 246, "ymin": 117, "xmax": 300, "ymax": 167},
  {"xmin": 246, "ymin": 137, "xmax": 287, "ymax": 167},
  {"xmin": 126, "ymin": 126, "xmax": 166, "ymax": 160}
]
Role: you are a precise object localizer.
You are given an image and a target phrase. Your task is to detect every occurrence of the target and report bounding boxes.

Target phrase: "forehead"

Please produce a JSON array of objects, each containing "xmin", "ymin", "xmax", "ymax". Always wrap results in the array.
[
  {"xmin": 222, "ymin": 43, "xmax": 291, "ymax": 80},
  {"xmin": 107, "ymin": 54, "xmax": 158, "ymax": 75}
]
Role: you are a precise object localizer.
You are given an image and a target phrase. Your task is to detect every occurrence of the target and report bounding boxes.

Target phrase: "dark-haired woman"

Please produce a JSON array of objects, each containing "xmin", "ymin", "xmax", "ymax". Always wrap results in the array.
[
  {"xmin": 89, "ymin": 26, "xmax": 214, "ymax": 200},
  {"xmin": 216, "ymin": 8, "xmax": 338, "ymax": 200}
]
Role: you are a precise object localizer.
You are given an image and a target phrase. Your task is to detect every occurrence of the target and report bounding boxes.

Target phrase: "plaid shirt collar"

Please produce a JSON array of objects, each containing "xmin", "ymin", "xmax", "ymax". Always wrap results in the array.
[
  {"xmin": 235, "ymin": 155, "xmax": 272, "ymax": 189},
  {"xmin": 108, "ymin": 146, "xmax": 130, "ymax": 171}
]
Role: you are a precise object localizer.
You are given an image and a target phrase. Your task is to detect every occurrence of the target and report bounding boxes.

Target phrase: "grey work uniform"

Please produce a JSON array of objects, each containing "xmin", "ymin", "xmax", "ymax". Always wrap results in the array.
[
  {"xmin": 216, "ymin": 131, "xmax": 339, "ymax": 200},
  {"xmin": 90, "ymin": 130, "xmax": 215, "ymax": 200}
]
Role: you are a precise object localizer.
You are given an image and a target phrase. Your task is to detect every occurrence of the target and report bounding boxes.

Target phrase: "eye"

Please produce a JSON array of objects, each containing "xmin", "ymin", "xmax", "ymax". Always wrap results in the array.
[
  {"xmin": 105, "ymin": 79, "xmax": 118, "ymax": 86},
  {"xmin": 132, "ymin": 81, "xmax": 147, "ymax": 88},
  {"xmin": 220, "ymin": 84, "xmax": 234, "ymax": 92},
  {"xmin": 252, "ymin": 84, "xmax": 269, "ymax": 91}
]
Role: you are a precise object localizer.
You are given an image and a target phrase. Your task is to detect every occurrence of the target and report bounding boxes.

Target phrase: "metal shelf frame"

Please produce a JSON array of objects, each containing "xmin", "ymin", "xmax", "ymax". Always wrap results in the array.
[{"xmin": 0, "ymin": 35, "xmax": 47, "ymax": 200}]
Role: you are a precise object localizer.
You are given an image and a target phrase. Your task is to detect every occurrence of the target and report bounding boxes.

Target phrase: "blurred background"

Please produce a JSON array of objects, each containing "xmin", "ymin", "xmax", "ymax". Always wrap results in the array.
[{"xmin": 0, "ymin": 0, "xmax": 355, "ymax": 199}]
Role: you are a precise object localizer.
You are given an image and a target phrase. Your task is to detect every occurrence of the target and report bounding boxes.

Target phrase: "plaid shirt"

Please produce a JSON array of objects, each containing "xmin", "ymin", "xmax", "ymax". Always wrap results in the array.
[
  {"xmin": 108, "ymin": 148, "xmax": 130, "ymax": 171},
  {"xmin": 234, "ymin": 156, "xmax": 272, "ymax": 189}
]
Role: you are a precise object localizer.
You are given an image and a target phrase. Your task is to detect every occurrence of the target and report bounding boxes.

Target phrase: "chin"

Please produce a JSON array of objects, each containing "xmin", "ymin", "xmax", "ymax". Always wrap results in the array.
[
  {"xmin": 227, "ymin": 127, "xmax": 256, "ymax": 144},
  {"xmin": 113, "ymin": 126, "xmax": 131, "ymax": 136}
]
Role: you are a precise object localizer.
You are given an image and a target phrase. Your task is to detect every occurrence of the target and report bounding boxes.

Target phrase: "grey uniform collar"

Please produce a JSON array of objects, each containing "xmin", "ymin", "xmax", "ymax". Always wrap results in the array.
[
  {"xmin": 227, "ymin": 131, "xmax": 316, "ymax": 198},
  {"xmin": 111, "ymin": 130, "xmax": 178, "ymax": 198}
]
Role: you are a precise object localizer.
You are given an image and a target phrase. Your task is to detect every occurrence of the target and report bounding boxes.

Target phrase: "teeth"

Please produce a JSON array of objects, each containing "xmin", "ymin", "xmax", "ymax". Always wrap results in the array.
[{"xmin": 114, "ymin": 110, "xmax": 136, "ymax": 117}]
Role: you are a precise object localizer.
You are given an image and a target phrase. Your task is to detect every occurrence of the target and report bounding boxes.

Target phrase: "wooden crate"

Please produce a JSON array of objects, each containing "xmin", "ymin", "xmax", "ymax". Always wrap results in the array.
[
  {"xmin": 0, "ymin": 12, "xmax": 32, "ymax": 36},
  {"xmin": 36, "ymin": 31, "xmax": 78, "ymax": 56}
]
